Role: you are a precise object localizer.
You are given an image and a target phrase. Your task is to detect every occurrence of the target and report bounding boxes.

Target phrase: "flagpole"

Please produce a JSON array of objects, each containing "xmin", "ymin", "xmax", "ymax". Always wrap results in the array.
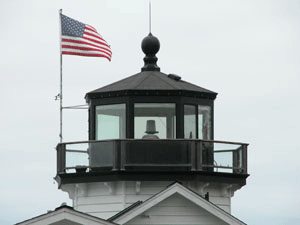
[{"xmin": 59, "ymin": 9, "xmax": 63, "ymax": 143}]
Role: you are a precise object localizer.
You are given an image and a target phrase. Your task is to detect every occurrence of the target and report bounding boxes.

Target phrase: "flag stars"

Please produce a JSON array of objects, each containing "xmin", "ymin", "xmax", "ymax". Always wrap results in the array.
[{"xmin": 61, "ymin": 14, "xmax": 85, "ymax": 37}]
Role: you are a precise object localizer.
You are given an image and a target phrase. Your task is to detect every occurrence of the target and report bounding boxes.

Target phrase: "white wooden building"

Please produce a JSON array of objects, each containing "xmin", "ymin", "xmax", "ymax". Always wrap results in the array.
[
  {"xmin": 17, "ymin": 182, "xmax": 246, "ymax": 225},
  {"xmin": 17, "ymin": 33, "xmax": 249, "ymax": 225}
]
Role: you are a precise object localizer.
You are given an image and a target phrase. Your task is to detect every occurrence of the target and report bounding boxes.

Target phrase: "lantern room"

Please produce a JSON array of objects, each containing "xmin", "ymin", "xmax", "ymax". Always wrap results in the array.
[
  {"xmin": 55, "ymin": 33, "xmax": 248, "ymax": 188},
  {"xmin": 86, "ymin": 33, "xmax": 216, "ymax": 141}
]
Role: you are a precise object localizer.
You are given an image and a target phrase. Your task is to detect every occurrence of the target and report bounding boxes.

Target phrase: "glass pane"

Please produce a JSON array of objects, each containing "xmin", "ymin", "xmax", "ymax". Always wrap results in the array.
[
  {"xmin": 212, "ymin": 142, "xmax": 243, "ymax": 173},
  {"xmin": 214, "ymin": 151, "xmax": 233, "ymax": 173},
  {"xmin": 184, "ymin": 105, "xmax": 196, "ymax": 138},
  {"xmin": 96, "ymin": 104, "xmax": 126, "ymax": 140},
  {"xmin": 66, "ymin": 151, "xmax": 88, "ymax": 168},
  {"xmin": 134, "ymin": 103, "xmax": 176, "ymax": 139},
  {"xmin": 198, "ymin": 105, "xmax": 211, "ymax": 139}
]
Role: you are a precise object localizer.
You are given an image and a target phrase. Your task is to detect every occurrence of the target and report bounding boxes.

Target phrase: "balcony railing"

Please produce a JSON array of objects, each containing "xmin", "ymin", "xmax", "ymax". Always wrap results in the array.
[{"xmin": 56, "ymin": 139, "xmax": 248, "ymax": 175}]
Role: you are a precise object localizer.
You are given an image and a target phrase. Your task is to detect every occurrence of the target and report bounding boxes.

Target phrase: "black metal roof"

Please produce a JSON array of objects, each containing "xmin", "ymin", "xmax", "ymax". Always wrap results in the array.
[
  {"xmin": 86, "ymin": 71, "xmax": 217, "ymax": 99},
  {"xmin": 86, "ymin": 33, "xmax": 217, "ymax": 100}
]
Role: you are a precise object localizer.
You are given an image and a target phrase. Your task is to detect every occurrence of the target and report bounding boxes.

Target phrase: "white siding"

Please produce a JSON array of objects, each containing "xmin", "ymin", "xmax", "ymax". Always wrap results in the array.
[
  {"xmin": 73, "ymin": 181, "xmax": 170, "ymax": 219},
  {"xmin": 68, "ymin": 181, "xmax": 232, "ymax": 219},
  {"xmin": 125, "ymin": 193, "xmax": 228, "ymax": 225},
  {"xmin": 125, "ymin": 181, "xmax": 170, "ymax": 206},
  {"xmin": 209, "ymin": 196, "xmax": 231, "ymax": 213}
]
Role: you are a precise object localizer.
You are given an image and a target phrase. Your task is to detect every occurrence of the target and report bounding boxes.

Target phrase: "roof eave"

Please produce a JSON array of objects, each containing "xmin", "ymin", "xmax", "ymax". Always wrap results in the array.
[{"xmin": 86, "ymin": 89, "xmax": 217, "ymax": 101}]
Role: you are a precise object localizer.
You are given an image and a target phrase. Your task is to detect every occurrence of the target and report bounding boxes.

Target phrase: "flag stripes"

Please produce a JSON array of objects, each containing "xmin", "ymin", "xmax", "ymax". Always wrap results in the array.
[
  {"xmin": 61, "ymin": 39, "xmax": 111, "ymax": 54},
  {"xmin": 60, "ymin": 14, "xmax": 111, "ymax": 61}
]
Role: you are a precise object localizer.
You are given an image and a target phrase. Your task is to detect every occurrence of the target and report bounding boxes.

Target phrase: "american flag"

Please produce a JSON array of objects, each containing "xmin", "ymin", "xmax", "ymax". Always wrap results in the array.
[{"xmin": 60, "ymin": 14, "xmax": 112, "ymax": 61}]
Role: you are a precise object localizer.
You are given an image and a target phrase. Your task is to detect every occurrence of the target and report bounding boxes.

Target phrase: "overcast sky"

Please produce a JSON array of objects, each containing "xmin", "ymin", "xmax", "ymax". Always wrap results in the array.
[{"xmin": 1, "ymin": 1, "xmax": 300, "ymax": 224}]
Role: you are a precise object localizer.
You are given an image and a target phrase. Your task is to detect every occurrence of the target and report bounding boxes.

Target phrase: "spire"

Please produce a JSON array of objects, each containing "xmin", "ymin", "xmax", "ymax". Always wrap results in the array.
[{"xmin": 141, "ymin": 33, "xmax": 160, "ymax": 71}]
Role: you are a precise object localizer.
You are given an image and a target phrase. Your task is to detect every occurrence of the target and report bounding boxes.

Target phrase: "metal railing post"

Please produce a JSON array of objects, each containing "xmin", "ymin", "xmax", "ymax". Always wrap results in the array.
[
  {"xmin": 233, "ymin": 148, "xmax": 238, "ymax": 174},
  {"xmin": 57, "ymin": 143, "xmax": 66, "ymax": 173},
  {"xmin": 120, "ymin": 140, "xmax": 126, "ymax": 171},
  {"xmin": 197, "ymin": 140, "xmax": 202, "ymax": 171},
  {"xmin": 190, "ymin": 140, "xmax": 196, "ymax": 171},
  {"xmin": 243, "ymin": 144, "xmax": 248, "ymax": 174},
  {"xmin": 112, "ymin": 140, "xmax": 118, "ymax": 171}
]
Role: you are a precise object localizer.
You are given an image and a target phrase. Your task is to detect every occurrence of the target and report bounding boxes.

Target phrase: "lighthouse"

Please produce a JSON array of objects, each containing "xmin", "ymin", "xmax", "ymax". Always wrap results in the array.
[{"xmin": 52, "ymin": 33, "xmax": 249, "ymax": 225}]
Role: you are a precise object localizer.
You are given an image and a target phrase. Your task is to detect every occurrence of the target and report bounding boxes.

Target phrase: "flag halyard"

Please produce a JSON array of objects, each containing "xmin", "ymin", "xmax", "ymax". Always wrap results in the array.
[{"xmin": 60, "ymin": 14, "xmax": 112, "ymax": 61}]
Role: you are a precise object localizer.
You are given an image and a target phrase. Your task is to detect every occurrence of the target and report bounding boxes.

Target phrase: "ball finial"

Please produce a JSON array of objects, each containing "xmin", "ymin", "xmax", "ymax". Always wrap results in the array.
[
  {"xmin": 142, "ymin": 33, "xmax": 160, "ymax": 55},
  {"xmin": 141, "ymin": 33, "xmax": 160, "ymax": 71}
]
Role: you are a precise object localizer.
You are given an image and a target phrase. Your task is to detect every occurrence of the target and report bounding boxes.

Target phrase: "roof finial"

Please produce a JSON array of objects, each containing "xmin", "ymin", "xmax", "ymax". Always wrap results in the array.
[
  {"xmin": 141, "ymin": 1, "xmax": 160, "ymax": 72},
  {"xmin": 141, "ymin": 33, "xmax": 160, "ymax": 72},
  {"xmin": 149, "ymin": 0, "xmax": 152, "ymax": 34}
]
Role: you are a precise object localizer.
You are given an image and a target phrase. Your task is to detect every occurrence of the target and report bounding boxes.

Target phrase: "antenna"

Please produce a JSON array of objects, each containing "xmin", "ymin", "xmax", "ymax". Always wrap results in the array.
[{"xmin": 149, "ymin": 0, "xmax": 152, "ymax": 33}]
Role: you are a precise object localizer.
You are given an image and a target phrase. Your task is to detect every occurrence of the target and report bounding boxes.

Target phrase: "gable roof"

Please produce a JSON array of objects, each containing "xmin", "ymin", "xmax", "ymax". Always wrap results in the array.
[
  {"xmin": 15, "ymin": 205, "xmax": 116, "ymax": 225},
  {"xmin": 86, "ymin": 71, "xmax": 217, "ymax": 99},
  {"xmin": 109, "ymin": 182, "xmax": 246, "ymax": 225}
]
